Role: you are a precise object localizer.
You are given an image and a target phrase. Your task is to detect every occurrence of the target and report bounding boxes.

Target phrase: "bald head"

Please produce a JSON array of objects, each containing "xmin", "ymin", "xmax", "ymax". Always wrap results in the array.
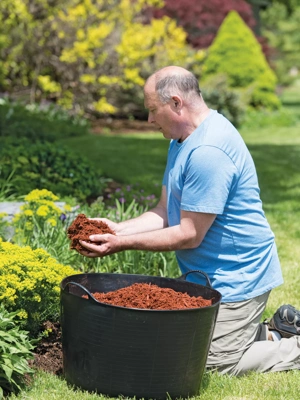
[
  {"xmin": 144, "ymin": 66, "xmax": 210, "ymax": 140},
  {"xmin": 145, "ymin": 66, "xmax": 201, "ymax": 105}
]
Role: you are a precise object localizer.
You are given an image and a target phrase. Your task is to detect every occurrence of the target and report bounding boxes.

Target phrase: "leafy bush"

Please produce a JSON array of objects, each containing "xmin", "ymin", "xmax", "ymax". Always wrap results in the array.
[
  {"xmin": 0, "ymin": 138, "xmax": 105, "ymax": 201},
  {"xmin": 0, "ymin": 305, "xmax": 35, "ymax": 397},
  {"xmin": 202, "ymin": 11, "xmax": 280, "ymax": 110},
  {"xmin": 201, "ymin": 74, "xmax": 247, "ymax": 127},
  {"xmin": 0, "ymin": 1, "xmax": 200, "ymax": 117},
  {"xmin": 261, "ymin": 4, "xmax": 300, "ymax": 86},
  {"xmin": 0, "ymin": 239, "xmax": 77, "ymax": 335},
  {"xmin": 153, "ymin": 0, "xmax": 255, "ymax": 49},
  {"xmin": 0, "ymin": 100, "xmax": 90, "ymax": 142}
]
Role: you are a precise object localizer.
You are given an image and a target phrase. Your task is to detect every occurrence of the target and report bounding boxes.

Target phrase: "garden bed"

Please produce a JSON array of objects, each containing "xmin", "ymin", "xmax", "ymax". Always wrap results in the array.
[{"xmin": 30, "ymin": 321, "xmax": 63, "ymax": 376}]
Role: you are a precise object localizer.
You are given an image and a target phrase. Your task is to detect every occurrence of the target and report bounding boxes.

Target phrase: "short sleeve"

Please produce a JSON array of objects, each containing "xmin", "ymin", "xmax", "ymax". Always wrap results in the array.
[{"xmin": 181, "ymin": 145, "xmax": 238, "ymax": 214}]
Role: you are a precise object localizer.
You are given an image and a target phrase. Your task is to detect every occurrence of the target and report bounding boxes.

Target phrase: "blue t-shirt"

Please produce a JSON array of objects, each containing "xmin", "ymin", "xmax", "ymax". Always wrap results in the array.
[{"xmin": 162, "ymin": 110, "xmax": 283, "ymax": 302}]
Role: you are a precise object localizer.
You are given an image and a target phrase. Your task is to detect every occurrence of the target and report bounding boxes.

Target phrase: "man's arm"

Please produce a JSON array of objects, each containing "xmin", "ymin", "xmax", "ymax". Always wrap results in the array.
[
  {"xmin": 79, "ymin": 208, "xmax": 216, "ymax": 258},
  {"xmin": 115, "ymin": 186, "xmax": 168, "ymax": 235}
]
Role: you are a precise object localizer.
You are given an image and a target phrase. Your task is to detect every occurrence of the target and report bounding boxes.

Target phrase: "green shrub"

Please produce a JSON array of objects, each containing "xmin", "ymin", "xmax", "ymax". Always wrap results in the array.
[
  {"xmin": 0, "ymin": 100, "xmax": 90, "ymax": 142},
  {"xmin": 250, "ymin": 71, "xmax": 281, "ymax": 109},
  {"xmin": 0, "ymin": 239, "xmax": 78, "ymax": 335},
  {"xmin": 0, "ymin": 138, "xmax": 105, "ymax": 201},
  {"xmin": 260, "ymin": 4, "xmax": 300, "ymax": 86},
  {"xmin": 0, "ymin": 305, "xmax": 35, "ymax": 397},
  {"xmin": 201, "ymin": 74, "xmax": 247, "ymax": 127},
  {"xmin": 202, "ymin": 11, "xmax": 280, "ymax": 110}
]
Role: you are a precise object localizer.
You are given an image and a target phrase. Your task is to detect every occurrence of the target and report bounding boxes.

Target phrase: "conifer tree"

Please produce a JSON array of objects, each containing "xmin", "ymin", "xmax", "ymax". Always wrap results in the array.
[{"xmin": 202, "ymin": 11, "xmax": 280, "ymax": 109}]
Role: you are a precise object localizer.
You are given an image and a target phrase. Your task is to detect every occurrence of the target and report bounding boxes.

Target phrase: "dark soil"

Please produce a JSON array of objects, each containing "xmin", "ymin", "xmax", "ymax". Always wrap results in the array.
[{"xmin": 30, "ymin": 321, "xmax": 63, "ymax": 376}]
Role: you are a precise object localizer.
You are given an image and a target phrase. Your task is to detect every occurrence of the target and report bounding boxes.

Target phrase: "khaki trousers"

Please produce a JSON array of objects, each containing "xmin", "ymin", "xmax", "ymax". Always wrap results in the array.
[{"xmin": 206, "ymin": 291, "xmax": 300, "ymax": 376}]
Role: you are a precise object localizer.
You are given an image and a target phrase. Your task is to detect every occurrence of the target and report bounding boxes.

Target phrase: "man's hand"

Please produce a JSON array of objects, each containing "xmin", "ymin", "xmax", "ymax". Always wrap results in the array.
[{"xmin": 79, "ymin": 233, "xmax": 120, "ymax": 258}]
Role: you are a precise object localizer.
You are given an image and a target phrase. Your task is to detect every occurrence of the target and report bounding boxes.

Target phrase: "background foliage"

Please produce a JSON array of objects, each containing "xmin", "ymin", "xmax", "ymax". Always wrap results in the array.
[
  {"xmin": 0, "ymin": 136, "xmax": 104, "ymax": 201},
  {"xmin": 0, "ymin": 0, "xmax": 203, "ymax": 118},
  {"xmin": 202, "ymin": 11, "xmax": 280, "ymax": 110},
  {"xmin": 0, "ymin": 100, "xmax": 90, "ymax": 141},
  {"xmin": 1, "ymin": 0, "xmax": 298, "ymax": 120},
  {"xmin": 152, "ymin": 0, "xmax": 255, "ymax": 49},
  {"xmin": 261, "ymin": 2, "xmax": 300, "ymax": 84}
]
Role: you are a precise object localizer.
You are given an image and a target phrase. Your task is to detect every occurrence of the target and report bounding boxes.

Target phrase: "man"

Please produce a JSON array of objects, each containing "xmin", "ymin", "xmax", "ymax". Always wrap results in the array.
[{"xmin": 78, "ymin": 66, "xmax": 300, "ymax": 375}]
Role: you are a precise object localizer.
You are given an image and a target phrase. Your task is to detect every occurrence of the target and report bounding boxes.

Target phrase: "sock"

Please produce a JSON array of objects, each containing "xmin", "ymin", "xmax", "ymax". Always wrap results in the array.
[{"xmin": 270, "ymin": 330, "xmax": 282, "ymax": 341}]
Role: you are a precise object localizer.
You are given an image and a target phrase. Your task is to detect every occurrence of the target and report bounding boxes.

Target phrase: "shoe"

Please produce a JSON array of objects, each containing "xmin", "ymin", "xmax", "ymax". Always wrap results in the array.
[{"xmin": 268, "ymin": 304, "xmax": 300, "ymax": 338}]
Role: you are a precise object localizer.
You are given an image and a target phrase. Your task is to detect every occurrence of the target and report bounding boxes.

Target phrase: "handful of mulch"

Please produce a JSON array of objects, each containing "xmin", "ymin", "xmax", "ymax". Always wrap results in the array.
[
  {"xmin": 84, "ymin": 283, "xmax": 212, "ymax": 310},
  {"xmin": 67, "ymin": 213, "xmax": 115, "ymax": 252}
]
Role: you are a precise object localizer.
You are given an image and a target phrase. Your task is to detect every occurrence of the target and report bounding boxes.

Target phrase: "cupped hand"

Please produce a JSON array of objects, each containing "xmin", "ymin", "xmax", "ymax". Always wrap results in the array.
[{"xmin": 78, "ymin": 233, "xmax": 120, "ymax": 258}]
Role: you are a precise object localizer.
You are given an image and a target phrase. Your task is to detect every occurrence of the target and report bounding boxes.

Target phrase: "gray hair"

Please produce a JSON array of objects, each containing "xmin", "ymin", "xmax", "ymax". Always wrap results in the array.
[{"xmin": 155, "ymin": 73, "xmax": 201, "ymax": 104}]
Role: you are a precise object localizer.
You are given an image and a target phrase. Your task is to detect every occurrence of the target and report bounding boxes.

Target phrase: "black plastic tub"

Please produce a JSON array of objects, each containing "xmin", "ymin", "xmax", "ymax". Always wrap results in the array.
[{"xmin": 60, "ymin": 271, "xmax": 221, "ymax": 399}]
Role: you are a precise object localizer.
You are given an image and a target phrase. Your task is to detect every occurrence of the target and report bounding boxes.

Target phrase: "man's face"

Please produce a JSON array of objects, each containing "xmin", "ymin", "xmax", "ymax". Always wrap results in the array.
[{"xmin": 144, "ymin": 84, "xmax": 179, "ymax": 140}]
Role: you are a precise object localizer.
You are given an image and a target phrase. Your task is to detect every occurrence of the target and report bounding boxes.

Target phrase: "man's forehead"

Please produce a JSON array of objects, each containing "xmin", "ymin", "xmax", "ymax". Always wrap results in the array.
[{"xmin": 144, "ymin": 87, "xmax": 157, "ymax": 108}]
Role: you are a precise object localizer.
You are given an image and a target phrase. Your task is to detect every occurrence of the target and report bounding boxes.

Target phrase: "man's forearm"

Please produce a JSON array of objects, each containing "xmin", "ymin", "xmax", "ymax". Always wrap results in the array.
[
  {"xmin": 116, "ymin": 211, "xmax": 216, "ymax": 252},
  {"xmin": 117, "ymin": 204, "xmax": 168, "ymax": 235},
  {"xmin": 116, "ymin": 225, "xmax": 197, "ymax": 252}
]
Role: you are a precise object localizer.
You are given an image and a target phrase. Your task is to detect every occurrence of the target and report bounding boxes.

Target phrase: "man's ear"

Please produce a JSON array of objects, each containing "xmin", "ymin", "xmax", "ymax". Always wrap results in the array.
[{"xmin": 171, "ymin": 96, "xmax": 183, "ymax": 111}]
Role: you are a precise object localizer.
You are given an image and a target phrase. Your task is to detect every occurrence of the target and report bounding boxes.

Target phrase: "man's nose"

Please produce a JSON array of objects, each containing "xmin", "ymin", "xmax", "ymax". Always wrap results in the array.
[{"xmin": 148, "ymin": 113, "xmax": 155, "ymax": 124}]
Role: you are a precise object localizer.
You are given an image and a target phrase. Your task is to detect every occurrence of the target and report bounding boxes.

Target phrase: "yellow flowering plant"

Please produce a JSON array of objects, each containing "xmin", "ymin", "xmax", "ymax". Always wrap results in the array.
[
  {"xmin": 12, "ymin": 189, "xmax": 77, "ymax": 263},
  {"xmin": 13, "ymin": 189, "xmax": 65, "ymax": 234},
  {"xmin": 0, "ymin": 239, "xmax": 77, "ymax": 336}
]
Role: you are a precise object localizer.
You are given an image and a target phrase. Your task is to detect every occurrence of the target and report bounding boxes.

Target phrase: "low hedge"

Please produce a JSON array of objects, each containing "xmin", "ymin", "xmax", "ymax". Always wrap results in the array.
[{"xmin": 0, "ymin": 138, "xmax": 106, "ymax": 201}]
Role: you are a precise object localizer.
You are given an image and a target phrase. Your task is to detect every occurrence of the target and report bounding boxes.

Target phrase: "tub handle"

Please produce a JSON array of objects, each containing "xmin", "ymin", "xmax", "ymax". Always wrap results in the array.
[
  {"xmin": 177, "ymin": 270, "xmax": 212, "ymax": 288},
  {"xmin": 63, "ymin": 281, "xmax": 99, "ymax": 302}
]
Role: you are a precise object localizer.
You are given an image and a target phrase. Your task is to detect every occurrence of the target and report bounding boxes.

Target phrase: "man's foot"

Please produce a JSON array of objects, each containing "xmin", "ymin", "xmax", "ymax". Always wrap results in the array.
[{"xmin": 268, "ymin": 304, "xmax": 300, "ymax": 338}]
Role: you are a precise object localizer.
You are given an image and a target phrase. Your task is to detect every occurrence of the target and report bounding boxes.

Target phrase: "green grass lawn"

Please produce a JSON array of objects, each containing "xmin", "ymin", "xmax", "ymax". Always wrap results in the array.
[
  {"xmin": 9, "ymin": 369, "xmax": 300, "ymax": 400},
  {"xmin": 241, "ymin": 123, "xmax": 300, "ymax": 314},
  {"xmin": 60, "ymin": 132, "xmax": 169, "ymax": 198},
  {"xmin": 17, "ymin": 89, "xmax": 300, "ymax": 399},
  {"xmin": 279, "ymin": 78, "xmax": 300, "ymax": 116}
]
